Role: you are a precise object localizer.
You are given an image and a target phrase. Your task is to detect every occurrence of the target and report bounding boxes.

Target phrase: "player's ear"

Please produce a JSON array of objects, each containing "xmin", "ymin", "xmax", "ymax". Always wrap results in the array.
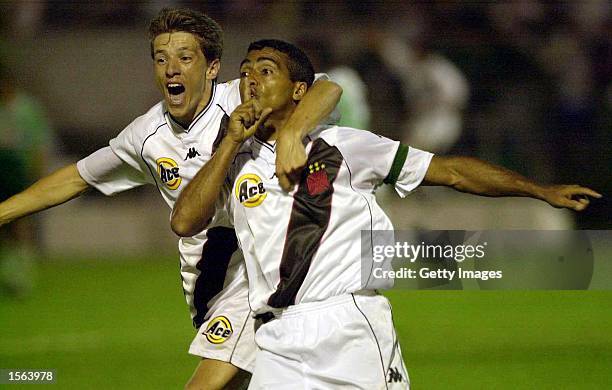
[
  {"xmin": 292, "ymin": 82, "xmax": 307, "ymax": 101},
  {"xmin": 205, "ymin": 58, "xmax": 220, "ymax": 80}
]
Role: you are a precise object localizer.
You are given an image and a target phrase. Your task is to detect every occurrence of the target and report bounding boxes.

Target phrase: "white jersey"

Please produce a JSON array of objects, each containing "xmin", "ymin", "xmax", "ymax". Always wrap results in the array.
[
  {"xmin": 78, "ymin": 80, "xmax": 244, "ymax": 328},
  {"xmin": 77, "ymin": 74, "xmax": 335, "ymax": 329},
  {"xmin": 224, "ymin": 126, "xmax": 433, "ymax": 315}
]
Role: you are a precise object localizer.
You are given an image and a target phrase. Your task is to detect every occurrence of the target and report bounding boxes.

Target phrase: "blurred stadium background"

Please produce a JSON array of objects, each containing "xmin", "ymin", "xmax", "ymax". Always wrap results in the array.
[{"xmin": 0, "ymin": 1, "xmax": 610, "ymax": 389}]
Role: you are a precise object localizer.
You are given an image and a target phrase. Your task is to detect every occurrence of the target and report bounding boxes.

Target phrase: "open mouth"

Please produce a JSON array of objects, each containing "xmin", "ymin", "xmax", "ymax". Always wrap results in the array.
[{"xmin": 167, "ymin": 83, "xmax": 186, "ymax": 105}]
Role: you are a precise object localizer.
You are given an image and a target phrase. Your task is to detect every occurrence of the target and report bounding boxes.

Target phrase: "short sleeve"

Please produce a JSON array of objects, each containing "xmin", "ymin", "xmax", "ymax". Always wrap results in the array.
[
  {"xmin": 384, "ymin": 145, "xmax": 434, "ymax": 198},
  {"xmin": 108, "ymin": 120, "xmax": 150, "ymax": 174},
  {"xmin": 328, "ymin": 128, "xmax": 399, "ymax": 189},
  {"xmin": 327, "ymin": 127, "xmax": 432, "ymax": 194},
  {"xmin": 221, "ymin": 79, "xmax": 242, "ymax": 114},
  {"xmin": 77, "ymin": 146, "xmax": 150, "ymax": 196}
]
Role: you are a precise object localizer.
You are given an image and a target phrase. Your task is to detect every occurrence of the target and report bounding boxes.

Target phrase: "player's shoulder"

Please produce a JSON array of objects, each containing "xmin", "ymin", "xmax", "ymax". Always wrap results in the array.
[
  {"xmin": 109, "ymin": 102, "xmax": 167, "ymax": 151},
  {"xmin": 213, "ymin": 79, "xmax": 241, "ymax": 112},
  {"xmin": 315, "ymin": 125, "xmax": 383, "ymax": 146},
  {"xmin": 215, "ymin": 79, "xmax": 239, "ymax": 94},
  {"xmin": 128, "ymin": 102, "xmax": 166, "ymax": 131}
]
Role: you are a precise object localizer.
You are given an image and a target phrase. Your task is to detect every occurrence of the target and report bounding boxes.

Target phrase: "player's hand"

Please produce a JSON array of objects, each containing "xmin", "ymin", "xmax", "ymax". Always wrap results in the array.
[
  {"xmin": 275, "ymin": 131, "xmax": 307, "ymax": 192},
  {"xmin": 228, "ymin": 100, "xmax": 272, "ymax": 145},
  {"xmin": 540, "ymin": 184, "xmax": 602, "ymax": 211}
]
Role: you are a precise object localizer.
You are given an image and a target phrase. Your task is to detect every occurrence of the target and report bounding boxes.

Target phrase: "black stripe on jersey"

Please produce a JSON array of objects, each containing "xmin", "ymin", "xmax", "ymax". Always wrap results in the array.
[
  {"xmin": 192, "ymin": 226, "xmax": 239, "ymax": 328},
  {"xmin": 186, "ymin": 80, "xmax": 217, "ymax": 132},
  {"xmin": 383, "ymin": 144, "xmax": 408, "ymax": 185},
  {"xmin": 267, "ymin": 138, "xmax": 343, "ymax": 308}
]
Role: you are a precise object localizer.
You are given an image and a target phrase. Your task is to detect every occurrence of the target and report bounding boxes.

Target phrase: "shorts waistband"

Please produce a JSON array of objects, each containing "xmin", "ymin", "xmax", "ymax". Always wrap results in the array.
[{"xmin": 256, "ymin": 290, "xmax": 378, "ymax": 322}]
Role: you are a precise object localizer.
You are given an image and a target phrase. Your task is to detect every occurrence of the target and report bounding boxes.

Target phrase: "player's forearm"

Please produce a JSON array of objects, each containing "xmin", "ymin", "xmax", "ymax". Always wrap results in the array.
[
  {"xmin": 426, "ymin": 156, "xmax": 546, "ymax": 199},
  {"xmin": 171, "ymin": 137, "xmax": 240, "ymax": 237},
  {"xmin": 278, "ymin": 80, "xmax": 342, "ymax": 140},
  {"xmin": 0, "ymin": 163, "xmax": 89, "ymax": 225}
]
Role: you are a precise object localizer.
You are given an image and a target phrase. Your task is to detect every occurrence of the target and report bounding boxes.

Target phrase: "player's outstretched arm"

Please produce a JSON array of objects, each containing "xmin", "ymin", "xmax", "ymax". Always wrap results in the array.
[
  {"xmin": 171, "ymin": 101, "xmax": 272, "ymax": 237},
  {"xmin": 0, "ymin": 163, "xmax": 90, "ymax": 226},
  {"xmin": 275, "ymin": 79, "xmax": 342, "ymax": 191},
  {"xmin": 423, "ymin": 156, "xmax": 602, "ymax": 211}
]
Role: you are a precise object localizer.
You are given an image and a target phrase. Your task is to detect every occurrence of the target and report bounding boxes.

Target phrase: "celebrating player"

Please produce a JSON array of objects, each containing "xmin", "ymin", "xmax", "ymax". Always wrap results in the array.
[
  {"xmin": 0, "ymin": 9, "xmax": 341, "ymax": 390},
  {"xmin": 172, "ymin": 39, "xmax": 601, "ymax": 389}
]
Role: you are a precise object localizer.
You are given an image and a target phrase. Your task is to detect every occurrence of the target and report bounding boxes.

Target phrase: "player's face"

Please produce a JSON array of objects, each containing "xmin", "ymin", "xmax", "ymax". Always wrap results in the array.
[
  {"xmin": 239, "ymin": 48, "xmax": 303, "ymax": 120},
  {"xmin": 153, "ymin": 32, "xmax": 219, "ymax": 127}
]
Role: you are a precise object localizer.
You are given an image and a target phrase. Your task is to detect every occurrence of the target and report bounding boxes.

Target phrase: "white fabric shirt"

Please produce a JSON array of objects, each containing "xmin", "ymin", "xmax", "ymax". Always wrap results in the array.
[
  {"xmin": 76, "ymin": 74, "xmax": 336, "ymax": 327},
  {"xmin": 223, "ymin": 126, "xmax": 433, "ymax": 315},
  {"xmin": 77, "ymin": 80, "xmax": 243, "ymax": 327}
]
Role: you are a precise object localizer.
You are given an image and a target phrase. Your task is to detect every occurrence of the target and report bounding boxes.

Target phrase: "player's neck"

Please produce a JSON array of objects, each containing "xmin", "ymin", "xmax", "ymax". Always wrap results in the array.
[{"xmin": 255, "ymin": 106, "xmax": 295, "ymax": 141}]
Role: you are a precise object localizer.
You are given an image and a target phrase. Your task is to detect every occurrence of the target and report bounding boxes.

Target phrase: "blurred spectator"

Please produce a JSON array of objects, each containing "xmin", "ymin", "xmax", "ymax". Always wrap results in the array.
[
  {"xmin": 0, "ymin": 50, "xmax": 54, "ymax": 296},
  {"xmin": 299, "ymin": 37, "xmax": 371, "ymax": 129},
  {"xmin": 0, "ymin": 0, "xmax": 606, "ymax": 229},
  {"xmin": 377, "ymin": 29, "xmax": 469, "ymax": 154}
]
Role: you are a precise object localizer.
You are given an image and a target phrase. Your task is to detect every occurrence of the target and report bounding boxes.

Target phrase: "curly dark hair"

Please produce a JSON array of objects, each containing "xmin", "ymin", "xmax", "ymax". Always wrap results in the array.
[{"xmin": 148, "ymin": 8, "xmax": 223, "ymax": 62}]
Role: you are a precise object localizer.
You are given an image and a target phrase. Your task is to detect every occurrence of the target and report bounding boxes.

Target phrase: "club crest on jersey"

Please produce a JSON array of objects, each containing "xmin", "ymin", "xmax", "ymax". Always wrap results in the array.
[
  {"xmin": 156, "ymin": 157, "xmax": 181, "ymax": 190},
  {"xmin": 235, "ymin": 173, "xmax": 267, "ymax": 207},
  {"xmin": 306, "ymin": 161, "xmax": 330, "ymax": 196},
  {"xmin": 204, "ymin": 316, "xmax": 233, "ymax": 344}
]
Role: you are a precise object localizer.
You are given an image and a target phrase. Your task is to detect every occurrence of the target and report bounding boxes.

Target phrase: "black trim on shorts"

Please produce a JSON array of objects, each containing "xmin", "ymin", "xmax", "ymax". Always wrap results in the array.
[
  {"xmin": 229, "ymin": 309, "xmax": 252, "ymax": 368},
  {"xmin": 192, "ymin": 226, "xmax": 239, "ymax": 328},
  {"xmin": 267, "ymin": 139, "xmax": 343, "ymax": 308},
  {"xmin": 387, "ymin": 299, "xmax": 410, "ymax": 387},
  {"xmin": 351, "ymin": 293, "xmax": 389, "ymax": 390}
]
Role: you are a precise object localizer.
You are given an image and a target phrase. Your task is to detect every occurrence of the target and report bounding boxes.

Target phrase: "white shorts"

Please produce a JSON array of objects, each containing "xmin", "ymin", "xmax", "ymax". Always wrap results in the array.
[
  {"xmin": 188, "ymin": 283, "xmax": 257, "ymax": 373},
  {"xmin": 249, "ymin": 292, "xmax": 409, "ymax": 389}
]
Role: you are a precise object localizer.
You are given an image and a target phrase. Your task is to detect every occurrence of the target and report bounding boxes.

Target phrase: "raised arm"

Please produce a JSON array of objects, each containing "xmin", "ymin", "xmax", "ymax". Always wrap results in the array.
[
  {"xmin": 275, "ymin": 79, "xmax": 342, "ymax": 191},
  {"xmin": 423, "ymin": 156, "xmax": 602, "ymax": 211},
  {"xmin": 171, "ymin": 101, "xmax": 272, "ymax": 237},
  {"xmin": 0, "ymin": 163, "xmax": 90, "ymax": 226}
]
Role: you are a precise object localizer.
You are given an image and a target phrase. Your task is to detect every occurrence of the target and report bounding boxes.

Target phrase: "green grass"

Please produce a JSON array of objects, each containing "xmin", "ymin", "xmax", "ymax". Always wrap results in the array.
[
  {"xmin": 1, "ymin": 256, "xmax": 611, "ymax": 389},
  {"xmin": 387, "ymin": 290, "xmax": 612, "ymax": 389},
  {"xmin": 0, "ymin": 256, "xmax": 195, "ymax": 389}
]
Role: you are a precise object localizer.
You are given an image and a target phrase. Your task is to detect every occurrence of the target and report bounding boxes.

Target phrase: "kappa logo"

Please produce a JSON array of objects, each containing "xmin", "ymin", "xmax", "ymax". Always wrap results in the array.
[
  {"xmin": 156, "ymin": 157, "xmax": 181, "ymax": 190},
  {"xmin": 184, "ymin": 147, "xmax": 201, "ymax": 160},
  {"xmin": 387, "ymin": 367, "xmax": 405, "ymax": 383},
  {"xmin": 204, "ymin": 316, "xmax": 233, "ymax": 344},
  {"xmin": 306, "ymin": 161, "xmax": 330, "ymax": 196},
  {"xmin": 235, "ymin": 173, "xmax": 267, "ymax": 207}
]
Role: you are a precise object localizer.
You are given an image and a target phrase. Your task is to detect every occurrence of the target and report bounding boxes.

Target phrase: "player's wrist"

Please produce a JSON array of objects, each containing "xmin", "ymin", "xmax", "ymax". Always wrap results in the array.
[
  {"xmin": 277, "ymin": 126, "xmax": 304, "ymax": 145},
  {"xmin": 529, "ymin": 183, "xmax": 549, "ymax": 201},
  {"xmin": 220, "ymin": 136, "xmax": 243, "ymax": 154}
]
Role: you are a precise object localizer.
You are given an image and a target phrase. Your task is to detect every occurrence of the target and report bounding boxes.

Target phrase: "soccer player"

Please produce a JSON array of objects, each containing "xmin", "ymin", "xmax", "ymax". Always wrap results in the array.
[
  {"xmin": 171, "ymin": 39, "xmax": 601, "ymax": 389},
  {"xmin": 0, "ymin": 9, "xmax": 341, "ymax": 390}
]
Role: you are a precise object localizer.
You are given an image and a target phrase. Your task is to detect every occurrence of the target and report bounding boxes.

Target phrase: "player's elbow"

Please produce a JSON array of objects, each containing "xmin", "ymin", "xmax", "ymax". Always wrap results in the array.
[
  {"xmin": 170, "ymin": 213, "xmax": 202, "ymax": 237},
  {"xmin": 328, "ymin": 81, "xmax": 343, "ymax": 104}
]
